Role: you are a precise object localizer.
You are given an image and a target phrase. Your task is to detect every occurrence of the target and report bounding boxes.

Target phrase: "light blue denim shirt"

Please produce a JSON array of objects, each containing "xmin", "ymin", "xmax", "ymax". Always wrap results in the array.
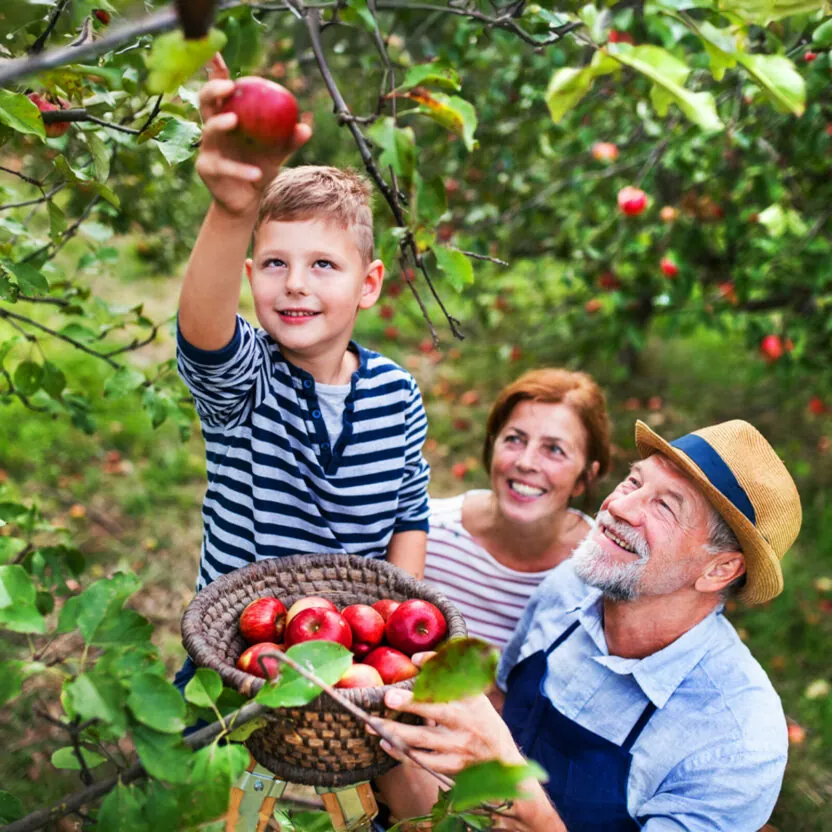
[{"xmin": 497, "ymin": 560, "xmax": 788, "ymax": 832}]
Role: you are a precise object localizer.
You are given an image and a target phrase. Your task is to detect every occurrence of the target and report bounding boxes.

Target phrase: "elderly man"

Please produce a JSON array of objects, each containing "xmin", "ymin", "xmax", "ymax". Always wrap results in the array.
[{"xmin": 374, "ymin": 419, "xmax": 800, "ymax": 831}]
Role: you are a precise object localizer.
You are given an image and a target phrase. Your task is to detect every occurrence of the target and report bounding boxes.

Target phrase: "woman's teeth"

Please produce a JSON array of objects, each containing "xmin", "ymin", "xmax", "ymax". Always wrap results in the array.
[{"xmin": 509, "ymin": 480, "xmax": 546, "ymax": 498}]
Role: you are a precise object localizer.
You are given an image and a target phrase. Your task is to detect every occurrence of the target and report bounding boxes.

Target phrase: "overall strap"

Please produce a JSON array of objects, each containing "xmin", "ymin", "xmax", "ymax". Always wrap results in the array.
[
  {"xmin": 621, "ymin": 701, "xmax": 657, "ymax": 753},
  {"xmin": 544, "ymin": 620, "xmax": 580, "ymax": 657}
]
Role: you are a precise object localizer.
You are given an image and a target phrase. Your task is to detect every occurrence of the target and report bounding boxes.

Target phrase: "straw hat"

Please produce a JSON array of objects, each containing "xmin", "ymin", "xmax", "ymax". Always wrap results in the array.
[{"xmin": 634, "ymin": 419, "xmax": 801, "ymax": 604}]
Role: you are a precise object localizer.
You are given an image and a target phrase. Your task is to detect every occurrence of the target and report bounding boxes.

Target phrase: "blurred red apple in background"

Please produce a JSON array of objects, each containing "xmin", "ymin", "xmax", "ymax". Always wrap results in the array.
[
  {"xmin": 363, "ymin": 646, "xmax": 419, "ymax": 684},
  {"xmin": 760, "ymin": 335, "xmax": 784, "ymax": 364},
  {"xmin": 660, "ymin": 257, "xmax": 679, "ymax": 278},
  {"xmin": 618, "ymin": 186, "xmax": 648, "ymax": 216},
  {"xmin": 384, "ymin": 599, "xmax": 447, "ymax": 655},
  {"xmin": 239, "ymin": 596, "xmax": 287, "ymax": 645}
]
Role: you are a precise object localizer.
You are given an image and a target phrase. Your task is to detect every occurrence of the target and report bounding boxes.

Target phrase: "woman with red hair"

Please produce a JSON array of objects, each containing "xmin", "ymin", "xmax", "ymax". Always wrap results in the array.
[{"xmin": 424, "ymin": 368, "xmax": 611, "ymax": 649}]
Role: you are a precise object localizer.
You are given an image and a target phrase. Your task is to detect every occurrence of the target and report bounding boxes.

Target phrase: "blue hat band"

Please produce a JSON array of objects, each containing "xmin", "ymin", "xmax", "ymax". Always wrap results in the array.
[{"xmin": 670, "ymin": 434, "xmax": 756, "ymax": 526}]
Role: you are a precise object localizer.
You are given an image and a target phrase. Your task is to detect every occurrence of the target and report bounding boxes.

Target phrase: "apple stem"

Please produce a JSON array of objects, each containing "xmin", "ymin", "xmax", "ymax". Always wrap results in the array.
[{"xmin": 261, "ymin": 648, "xmax": 455, "ymax": 790}]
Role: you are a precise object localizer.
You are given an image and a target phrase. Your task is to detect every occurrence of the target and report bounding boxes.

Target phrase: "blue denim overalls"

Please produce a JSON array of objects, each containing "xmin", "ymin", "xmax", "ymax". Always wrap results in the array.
[{"xmin": 502, "ymin": 620, "xmax": 656, "ymax": 831}]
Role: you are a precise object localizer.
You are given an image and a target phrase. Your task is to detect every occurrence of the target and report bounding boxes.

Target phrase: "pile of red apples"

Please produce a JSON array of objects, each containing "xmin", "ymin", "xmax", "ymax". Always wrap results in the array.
[{"xmin": 235, "ymin": 595, "xmax": 447, "ymax": 689}]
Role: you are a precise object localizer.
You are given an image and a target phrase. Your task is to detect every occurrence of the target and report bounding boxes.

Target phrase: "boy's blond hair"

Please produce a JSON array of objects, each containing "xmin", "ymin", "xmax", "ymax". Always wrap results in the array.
[{"xmin": 256, "ymin": 166, "xmax": 375, "ymax": 263}]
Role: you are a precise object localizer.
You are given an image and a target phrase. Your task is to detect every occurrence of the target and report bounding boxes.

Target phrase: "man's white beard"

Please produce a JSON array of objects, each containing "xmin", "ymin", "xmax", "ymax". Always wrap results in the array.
[{"xmin": 571, "ymin": 510, "xmax": 651, "ymax": 602}]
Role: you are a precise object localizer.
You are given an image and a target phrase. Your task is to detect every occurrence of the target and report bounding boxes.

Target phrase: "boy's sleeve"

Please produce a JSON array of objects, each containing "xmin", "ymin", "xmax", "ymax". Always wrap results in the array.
[
  {"xmin": 176, "ymin": 314, "xmax": 264, "ymax": 428},
  {"xmin": 394, "ymin": 376, "xmax": 430, "ymax": 534}
]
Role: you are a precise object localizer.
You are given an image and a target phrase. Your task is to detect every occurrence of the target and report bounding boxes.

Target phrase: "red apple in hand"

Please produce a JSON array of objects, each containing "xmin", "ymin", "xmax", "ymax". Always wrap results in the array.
[
  {"xmin": 372, "ymin": 599, "xmax": 400, "ymax": 622},
  {"xmin": 286, "ymin": 596, "xmax": 337, "ymax": 625},
  {"xmin": 221, "ymin": 77, "xmax": 299, "ymax": 147},
  {"xmin": 384, "ymin": 599, "xmax": 447, "ymax": 655},
  {"xmin": 335, "ymin": 663, "xmax": 384, "ymax": 689},
  {"xmin": 239, "ymin": 597, "xmax": 287, "ymax": 645},
  {"xmin": 341, "ymin": 604, "xmax": 384, "ymax": 657},
  {"xmin": 285, "ymin": 607, "xmax": 352, "ymax": 650},
  {"xmin": 237, "ymin": 642, "xmax": 283, "ymax": 679},
  {"xmin": 28, "ymin": 93, "xmax": 71, "ymax": 138},
  {"xmin": 362, "ymin": 646, "xmax": 419, "ymax": 685}
]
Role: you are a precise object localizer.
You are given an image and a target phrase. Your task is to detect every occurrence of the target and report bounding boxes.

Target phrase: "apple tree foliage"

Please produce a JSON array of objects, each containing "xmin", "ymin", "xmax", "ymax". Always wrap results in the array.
[{"xmin": 1, "ymin": 0, "xmax": 831, "ymax": 827}]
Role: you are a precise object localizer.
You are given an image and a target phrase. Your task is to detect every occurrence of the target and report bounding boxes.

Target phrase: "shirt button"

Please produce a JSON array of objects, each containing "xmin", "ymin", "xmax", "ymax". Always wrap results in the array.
[
  {"xmin": 321, "ymin": 442, "xmax": 330, "ymax": 450},
  {"xmin": 312, "ymin": 409, "xmax": 322, "ymax": 419},
  {"xmin": 302, "ymin": 379, "xmax": 313, "ymax": 389}
]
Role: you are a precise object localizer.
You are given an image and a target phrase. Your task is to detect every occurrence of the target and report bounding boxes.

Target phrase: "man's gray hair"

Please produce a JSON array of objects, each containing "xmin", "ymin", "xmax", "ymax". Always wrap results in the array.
[{"xmin": 706, "ymin": 507, "xmax": 746, "ymax": 598}]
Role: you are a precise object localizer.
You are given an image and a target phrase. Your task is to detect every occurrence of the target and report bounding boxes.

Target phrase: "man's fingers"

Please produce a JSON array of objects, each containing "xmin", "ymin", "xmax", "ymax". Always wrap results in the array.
[
  {"xmin": 202, "ymin": 158, "xmax": 262, "ymax": 183},
  {"xmin": 379, "ymin": 741, "xmax": 466, "ymax": 777},
  {"xmin": 411, "ymin": 651, "xmax": 437, "ymax": 668},
  {"xmin": 383, "ymin": 690, "xmax": 463, "ymax": 724},
  {"xmin": 200, "ymin": 112, "xmax": 238, "ymax": 144},
  {"xmin": 199, "ymin": 79, "xmax": 236, "ymax": 116},
  {"xmin": 208, "ymin": 52, "xmax": 230, "ymax": 80},
  {"xmin": 288, "ymin": 121, "xmax": 313, "ymax": 153}
]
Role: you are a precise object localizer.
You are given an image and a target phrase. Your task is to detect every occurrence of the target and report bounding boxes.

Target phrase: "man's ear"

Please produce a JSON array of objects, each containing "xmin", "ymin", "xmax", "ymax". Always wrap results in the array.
[
  {"xmin": 358, "ymin": 259, "xmax": 385, "ymax": 310},
  {"xmin": 695, "ymin": 551, "xmax": 745, "ymax": 595},
  {"xmin": 244, "ymin": 258, "xmax": 253, "ymax": 285}
]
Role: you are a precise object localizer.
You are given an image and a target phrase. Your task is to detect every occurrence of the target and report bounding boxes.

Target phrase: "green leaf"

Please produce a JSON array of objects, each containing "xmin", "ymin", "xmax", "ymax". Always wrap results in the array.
[
  {"xmin": 367, "ymin": 118, "xmax": 416, "ymax": 189},
  {"xmin": 255, "ymin": 641, "xmax": 353, "ymax": 708},
  {"xmin": 396, "ymin": 63, "xmax": 461, "ymax": 92},
  {"xmin": 339, "ymin": 0, "xmax": 377, "ymax": 31},
  {"xmin": 86, "ymin": 132, "xmax": 111, "ymax": 182},
  {"xmin": 735, "ymin": 53, "xmax": 804, "ymax": 116},
  {"xmin": 412, "ymin": 638, "xmax": 499, "ymax": 703},
  {"xmin": 128, "ymin": 673, "xmax": 187, "ymax": 734},
  {"xmin": 97, "ymin": 782, "xmax": 150, "ymax": 832},
  {"xmin": 0, "ymin": 565, "xmax": 46, "ymax": 634},
  {"xmin": 185, "ymin": 667, "xmax": 223, "ymax": 709},
  {"xmin": 0, "ymin": 790, "xmax": 24, "ymax": 824},
  {"xmin": 610, "ymin": 45, "xmax": 723, "ymax": 131},
  {"xmin": 415, "ymin": 174, "xmax": 448, "ymax": 228},
  {"xmin": 717, "ymin": 0, "xmax": 826, "ymax": 24},
  {"xmin": 226, "ymin": 715, "xmax": 268, "ymax": 742},
  {"xmin": 146, "ymin": 29, "xmax": 228, "ymax": 94},
  {"xmin": 546, "ymin": 51, "xmax": 618, "ymax": 124},
  {"xmin": 691, "ymin": 22, "xmax": 738, "ymax": 81},
  {"xmin": 3, "ymin": 262, "xmax": 49, "ymax": 295},
  {"xmin": 0, "ymin": 661, "xmax": 26, "ymax": 707},
  {"xmin": 0, "ymin": 90, "xmax": 46, "ymax": 138},
  {"xmin": 813, "ymin": 18, "xmax": 832, "ymax": 47},
  {"xmin": 57, "ymin": 572, "xmax": 142, "ymax": 644},
  {"xmin": 48, "ymin": 201, "xmax": 66, "ymax": 244},
  {"xmin": 64, "ymin": 672, "xmax": 128, "ymax": 735},
  {"xmin": 51, "ymin": 746, "xmax": 108, "ymax": 770},
  {"xmin": 447, "ymin": 759, "xmax": 548, "ymax": 812},
  {"xmin": 188, "ymin": 743, "xmax": 250, "ymax": 820},
  {"xmin": 41, "ymin": 361, "xmax": 66, "ymax": 398},
  {"xmin": 757, "ymin": 204, "xmax": 788, "ymax": 236},
  {"xmin": 12, "ymin": 361, "xmax": 42, "ymax": 396},
  {"xmin": 406, "ymin": 91, "xmax": 479, "ymax": 151},
  {"xmin": 104, "ymin": 366, "xmax": 146, "ymax": 398},
  {"xmin": 0, "ymin": 538, "xmax": 26, "ymax": 565},
  {"xmin": 433, "ymin": 247, "xmax": 474, "ymax": 293},
  {"xmin": 131, "ymin": 723, "xmax": 193, "ymax": 783},
  {"xmin": 154, "ymin": 116, "xmax": 202, "ymax": 166}
]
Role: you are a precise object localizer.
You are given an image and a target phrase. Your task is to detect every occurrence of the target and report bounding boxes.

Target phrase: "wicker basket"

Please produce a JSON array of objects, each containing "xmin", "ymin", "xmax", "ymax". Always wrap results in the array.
[{"xmin": 181, "ymin": 554, "xmax": 467, "ymax": 787}]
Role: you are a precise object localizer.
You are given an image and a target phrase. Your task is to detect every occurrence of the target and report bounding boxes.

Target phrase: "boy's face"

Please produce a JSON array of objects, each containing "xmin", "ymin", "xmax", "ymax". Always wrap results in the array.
[{"xmin": 246, "ymin": 217, "xmax": 383, "ymax": 364}]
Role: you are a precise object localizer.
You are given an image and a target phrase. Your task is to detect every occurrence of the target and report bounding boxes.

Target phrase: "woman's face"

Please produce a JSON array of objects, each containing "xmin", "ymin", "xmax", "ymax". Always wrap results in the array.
[{"xmin": 490, "ymin": 400, "xmax": 591, "ymax": 526}]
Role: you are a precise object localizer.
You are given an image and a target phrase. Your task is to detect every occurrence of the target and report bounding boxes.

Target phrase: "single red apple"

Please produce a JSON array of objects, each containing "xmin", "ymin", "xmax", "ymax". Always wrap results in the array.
[
  {"xmin": 236, "ymin": 642, "xmax": 283, "ymax": 679},
  {"xmin": 284, "ymin": 607, "xmax": 353, "ymax": 650},
  {"xmin": 591, "ymin": 142, "xmax": 618, "ymax": 162},
  {"xmin": 383, "ymin": 325, "xmax": 399, "ymax": 340},
  {"xmin": 372, "ymin": 599, "xmax": 401, "ymax": 622},
  {"xmin": 28, "ymin": 93, "xmax": 71, "ymax": 138},
  {"xmin": 804, "ymin": 51, "xmax": 817, "ymax": 62},
  {"xmin": 660, "ymin": 257, "xmax": 679, "ymax": 278},
  {"xmin": 418, "ymin": 338, "xmax": 434, "ymax": 355},
  {"xmin": 760, "ymin": 334, "xmax": 784, "ymax": 363},
  {"xmin": 808, "ymin": 396, "xmax": 826, "ymax": 416},
  {"xmin": 826, "ymin": 124, "xmax": 832, "ymax": 137},
  {"xmin": 335, "ymin": 663, "xmax": 385, "ymax": 689},
  {"xmin": 341, "ymin": 604, "xmax": 385, "ymax": 656},
  {"xmin": 509, "ymin": 345, "xmax": 522, "ymax": 362},
  {"xmin": 221, "ymin": 76, "xmax": 299, "ymax": 147},
  {"xmin": 585, "ymin": 299, "xmax": 603, "ymax": 314},
  {"xmin": 598, "ymin": 272, "xmax": 621, "ymax": 291},
  {"xmin": 239, "ymin": 596, "xmax": 287, "ymax": 645},
  {"xmin": 384, "ymin": 599, "xmax": 447, "ymax": 656},
  {"xmin": 787, "ymin": 722, "xmax": 806, "ymax": 745},
  {"xmin": 659, "ymin": 206, "xmax": 679, "ymax": 223},
  {"xmin": 618, "ymin": 186, "xmax": 648, "ymax": 216},
  {"xmin": 451, "ymin": 461, "xmax": 468, "ymax": 480},
  {"xmin": 362, "ymin": 646, "xmax": 419, "ymax": 685},
  {"xmin": 285, "ymin": 596, "xmax": 337, "ymax": 625},
  {"xmin": 608, "ymin": 29, "xmax": 635, "ymax": 45},
  {"xmin": 379, "ymin": 305, "xmax": 394, "ymax": 320},
  {"xmin": 717, "ymin": 282, "xmax": 738, "ymax": 305},
  {"xmin": 93, "ymin": 9, "xmax": 111, "ymax": 25}
]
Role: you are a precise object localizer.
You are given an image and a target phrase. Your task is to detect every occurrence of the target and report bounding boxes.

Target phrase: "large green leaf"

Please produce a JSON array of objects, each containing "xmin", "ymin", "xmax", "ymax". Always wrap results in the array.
[
  {"xmin": 813, "ymin": 18, "xmax": 832, "ymax": 46},
  {"xmin": 415, "ymin": 173, "xmax": 448, "ymax": 229},
  {"xmin": 610, "ymin": 45, "xmax": 723, "ymax": 131},
  {"xmin": 395, "ymin": 63, "xmax": 461, "ymax": 93},
  {"xmin": 546, "ymin": 51, "xmax": 618, "ymax": 123},
  {"xmin": 12, "ymin": 361, "xmax": 43, "ymax": 397},
  {"xmin": 433, "ymin": 247, "xmax": 474, "ymax": 293},
  {"xmin": 718, "ymin": 0, "xmax": 826, "ymax": 24},
  {"xmin": 404, "ymin": 91, "xmax": 479, "ymax": 151},
  {"xmin": 2, "ymin": 262, "xmax": 49, "ymax": 295},
  {"xmin": 130, "ymin": 724, "xmax": 193, "ymax": 783},
  {"xmin": 146, "ymin": 29, "xmax": 228, "ymax": 94},
  {"xmin": 255, "ymin": 641, "xmax": 353, "ymax": 708},
  {"xmin": 57, "ymin": 572, "xmax": 141, "ymax": 643},
  {"xmin": 155, "ymin": 117, "xmax": 202, "ymax": 166},
  {"xmin": 447, "ymin": 759, "xmax": 548, "ymax": 812},
  {"xmin": 127, "ymin": 673, "xmax": 187, "ymax": 734},
  {"xmin": 97, "ymin": 782, "xmax": 151, "ymax": 832},
  {"xmin": 0, "ymin": 565, "xmax": 46, "ymax": 634},
  {"xmin": 0, "ymin": 90, "xmax": 46, "ymax": 138},
  {"xmin": 689, "ymin": 21, "xmax": 738, "ymax": 81},
  {"xmin": 367, "ymin": 118, "xmax": 416, "ymax": 189},
  {"xmin": 64, "ymin": 672, "xmax": 128, "ymax": 735},
  {"xmin": 0, "ymin": 790, "xmax": 24, "ymax": 824},
  {"xmin": 734, "ymin": 53, "xmax": 805, "ymax": 116},
  {"xmin": 51, "ymin": 746, "xmax": 108, "ymax": 770},
  {"xmin": 187, "ymin": 744, "xmax": 250, "ymax": 821},
  {"xmin": 104, "ymin": 366, "xmax": 146, "ymax": 398},
  {"xmin": 412, "ymin": 638, "xmax": 499, "ymax": 703},
  {"xmin": 185, "ymin": 667, "xmax": 223, "ymax": 709}
]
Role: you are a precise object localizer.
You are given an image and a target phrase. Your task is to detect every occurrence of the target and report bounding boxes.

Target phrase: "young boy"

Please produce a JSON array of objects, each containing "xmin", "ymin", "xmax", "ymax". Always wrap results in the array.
[{"xmin": 175, "ymin": 57, "xmax": 430, "ymax": 665}]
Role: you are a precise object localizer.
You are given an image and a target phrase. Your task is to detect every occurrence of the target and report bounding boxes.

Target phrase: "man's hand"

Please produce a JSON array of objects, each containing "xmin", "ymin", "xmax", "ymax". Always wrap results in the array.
[{"xmin": 196, "ymin": 54, "xmax": 311, "ymax": 217}]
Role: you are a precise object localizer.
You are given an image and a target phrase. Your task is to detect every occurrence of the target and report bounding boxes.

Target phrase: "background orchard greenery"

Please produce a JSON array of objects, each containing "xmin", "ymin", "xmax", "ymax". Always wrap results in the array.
[{"xmin": 1, "ymin": 0, "xmax": 831, "ymax": 829}]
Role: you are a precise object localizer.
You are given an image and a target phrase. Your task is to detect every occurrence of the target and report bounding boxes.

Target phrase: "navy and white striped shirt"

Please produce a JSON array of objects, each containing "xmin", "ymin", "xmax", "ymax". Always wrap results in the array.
[{"xmin": 177, "ymin": 316, "xmax": 430, "ymax": 590}]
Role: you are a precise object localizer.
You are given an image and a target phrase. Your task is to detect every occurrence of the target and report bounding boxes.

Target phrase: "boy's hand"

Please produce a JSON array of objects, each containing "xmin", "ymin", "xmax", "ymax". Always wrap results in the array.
[{"xmin": 195, "ymin": 54, "xmax": 312, "ymax": 217}]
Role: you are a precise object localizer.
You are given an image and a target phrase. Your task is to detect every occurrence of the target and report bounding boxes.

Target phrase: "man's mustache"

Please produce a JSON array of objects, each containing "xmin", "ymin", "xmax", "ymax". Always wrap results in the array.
[{"xmin": 595, "ymin": 510, "xmax": 651, "ymax": 560}]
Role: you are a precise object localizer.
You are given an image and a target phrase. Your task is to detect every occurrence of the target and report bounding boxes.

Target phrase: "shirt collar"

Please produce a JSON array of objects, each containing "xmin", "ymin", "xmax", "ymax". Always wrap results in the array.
[{"xmin": 572, "ymin": 589, "xmax": 724, "ymax": 709}]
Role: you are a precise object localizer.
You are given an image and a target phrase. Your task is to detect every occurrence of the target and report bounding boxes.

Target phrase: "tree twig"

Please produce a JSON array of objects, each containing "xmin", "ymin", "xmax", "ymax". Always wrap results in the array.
[{"xmin": 29, "ymin": 0, "xmax": 73, "ymax": 55}]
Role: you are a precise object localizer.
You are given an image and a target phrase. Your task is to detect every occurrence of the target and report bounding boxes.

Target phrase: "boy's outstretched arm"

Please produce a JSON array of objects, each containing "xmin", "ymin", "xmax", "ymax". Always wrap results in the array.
[
  {"xmin": 387, "ymin": 530, "xmax": 428, "ymax": 580},
  {"xmin": 178, "ymin": 54, "xmax": 311, "ymax": 352}
]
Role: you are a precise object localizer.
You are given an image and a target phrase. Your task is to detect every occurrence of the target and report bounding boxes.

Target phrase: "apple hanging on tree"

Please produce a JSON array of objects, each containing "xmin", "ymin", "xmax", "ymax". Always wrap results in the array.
[
  {"xmin": 760, "ymin": 335, "xmax": 784, "ymax": 363},
  {"xmin": 618, "ymin": 186, "xmax": 648, "ymax": 216},
  {"xmin": 221, "ymin": 76, "xmax": 299, "ymax": 146},
  {"xmin": 660, "ymin": 257, "xmax": 679, "ymax": 278},
  {"xmin": 28, "ymin": 93, "xmax": 71, "ymax": 138},
  {"xmin": 591, "ymin": 142, "xmax": 618, "ymax": 162}
]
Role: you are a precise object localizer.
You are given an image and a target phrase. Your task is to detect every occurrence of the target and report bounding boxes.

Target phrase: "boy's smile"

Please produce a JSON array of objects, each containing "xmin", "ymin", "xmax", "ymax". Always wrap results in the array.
[{"xmin": 246, "ymin": 217, "xmax": 384, "ymax": 377}]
